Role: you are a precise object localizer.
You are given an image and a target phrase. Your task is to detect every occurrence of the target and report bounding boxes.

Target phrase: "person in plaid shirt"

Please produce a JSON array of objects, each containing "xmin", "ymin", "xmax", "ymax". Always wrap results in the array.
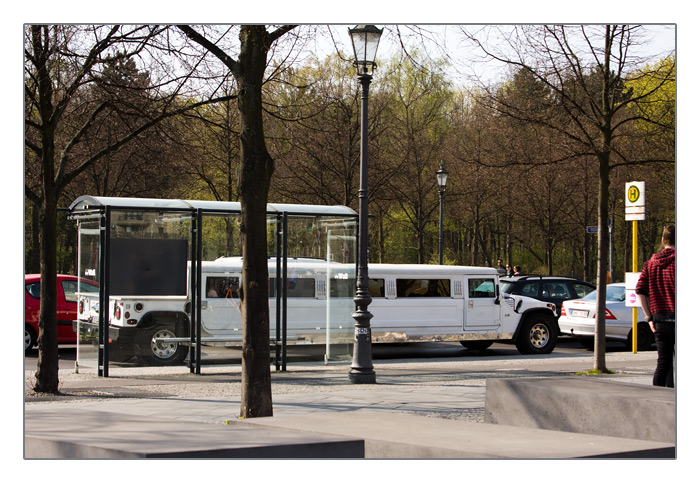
[{"xmin": 636, "ymin": 224, "xmax": 675, "ymax": 387}]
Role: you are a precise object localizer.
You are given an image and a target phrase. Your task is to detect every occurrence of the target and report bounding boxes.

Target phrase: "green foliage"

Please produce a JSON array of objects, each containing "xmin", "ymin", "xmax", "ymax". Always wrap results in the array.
[
  {"xmin": 200, "ymin": 215, "xmax": 241, "ymax": 260},
  {"xmin": 25, "ymin": 28, "xmax": 675, "ymax": 279},
  {"xmin": 575, "ymin": 369, "xmax": 615, "ymax": 376},
  {"xmin": 627, "ymin": 55, "xmax": 675, "ymax": 139},
  {"xmin": 376, "ymin": 207, "xmax": 421, "ymax": 264}
]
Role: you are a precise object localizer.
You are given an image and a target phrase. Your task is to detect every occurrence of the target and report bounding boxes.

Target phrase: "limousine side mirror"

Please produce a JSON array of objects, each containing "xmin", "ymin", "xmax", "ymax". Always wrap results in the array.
[{"xmin": 495, "ymin": 284, "xmax": 500, "ymax": 304}]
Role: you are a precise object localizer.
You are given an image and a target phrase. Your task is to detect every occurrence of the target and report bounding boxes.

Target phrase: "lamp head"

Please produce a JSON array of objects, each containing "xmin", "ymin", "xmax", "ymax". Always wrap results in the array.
[
  {"xmin": 349, "ymin": 25, "xmax": 383, "ymax": 76},
  {"xmin": 436, "ymin": 165, "xmax": 449, "ymax": 191}
]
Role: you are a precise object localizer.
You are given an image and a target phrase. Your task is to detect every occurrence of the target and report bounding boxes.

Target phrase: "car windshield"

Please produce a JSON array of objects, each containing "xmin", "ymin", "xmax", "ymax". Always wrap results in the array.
[
  {"xmin": 500, "ymin": 281, "xmax": 515, "ymax": 293},
  {"xmin": 582, "ymin": 285, "xmax": 626, "ymax": 302}
]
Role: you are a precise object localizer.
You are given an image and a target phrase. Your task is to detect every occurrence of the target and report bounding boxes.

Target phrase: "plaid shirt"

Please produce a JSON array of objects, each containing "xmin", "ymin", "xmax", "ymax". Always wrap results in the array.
[{"xmin": 636, "ymin": 247, "xmax": 675, "ymax": 317}]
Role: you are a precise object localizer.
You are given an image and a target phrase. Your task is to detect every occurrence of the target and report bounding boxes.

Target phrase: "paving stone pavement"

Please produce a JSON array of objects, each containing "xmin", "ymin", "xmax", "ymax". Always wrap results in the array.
[{"xmin": 25, "ymin": 352, "xmax": 659, "ymax": 426}]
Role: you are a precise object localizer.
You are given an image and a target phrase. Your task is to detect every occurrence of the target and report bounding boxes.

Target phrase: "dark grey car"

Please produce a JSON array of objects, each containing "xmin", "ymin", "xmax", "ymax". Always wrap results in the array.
[{"xmin": 500, "ymin": 276, "xmax": 595, "ymax": 322}]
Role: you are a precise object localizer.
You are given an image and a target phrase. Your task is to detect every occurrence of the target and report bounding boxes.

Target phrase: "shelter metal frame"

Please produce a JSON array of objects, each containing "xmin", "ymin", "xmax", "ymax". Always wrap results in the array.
[{"xmin": 68, "ymin": 196, "xmax": 358, "ymax": 376}]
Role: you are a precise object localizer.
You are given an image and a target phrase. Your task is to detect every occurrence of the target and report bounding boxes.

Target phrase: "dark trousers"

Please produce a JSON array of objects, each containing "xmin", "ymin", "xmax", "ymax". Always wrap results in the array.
[{"xmin": 653, "ymin": 321, "xmax": 675, "ymax": 388}]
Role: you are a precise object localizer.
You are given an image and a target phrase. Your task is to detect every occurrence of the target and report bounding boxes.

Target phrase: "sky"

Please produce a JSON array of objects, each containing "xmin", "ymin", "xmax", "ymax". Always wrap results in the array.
[{"xmin": 318, "ymin": 24, "xmax": 676, "ymax": 86}]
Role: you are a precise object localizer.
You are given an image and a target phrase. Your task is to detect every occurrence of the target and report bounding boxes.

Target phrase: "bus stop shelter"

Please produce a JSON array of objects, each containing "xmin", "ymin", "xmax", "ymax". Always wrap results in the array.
[{"xmin": 68, "ymin": 195, "xmax": 358, "ymax": 376}]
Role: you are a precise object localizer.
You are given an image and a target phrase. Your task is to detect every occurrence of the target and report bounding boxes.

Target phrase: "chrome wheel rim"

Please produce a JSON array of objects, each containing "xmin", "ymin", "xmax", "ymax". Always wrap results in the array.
[
  {"xmin": 529, "ymin": 322, "xmax": 550, "ymax": 349},
  {"xmin": 151, "ymin": 329, "xmax": 178, "ymax": 359}
]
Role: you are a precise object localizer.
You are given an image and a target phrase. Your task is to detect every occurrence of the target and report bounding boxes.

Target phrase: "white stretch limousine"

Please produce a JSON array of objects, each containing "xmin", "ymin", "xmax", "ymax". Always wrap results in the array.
[{"xmin": 78, "ymin": 258, "xmax": 558, "ymax": 364}]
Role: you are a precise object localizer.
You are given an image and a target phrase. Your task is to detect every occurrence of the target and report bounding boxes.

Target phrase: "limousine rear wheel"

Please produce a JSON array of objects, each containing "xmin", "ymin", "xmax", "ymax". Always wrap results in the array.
[
  {"xmin": 515, "ymin": 315, "xmax": 556, "ymax": 354},
  {"xmin": 143, "ymin": 326, "xmax": 188, "ymax": 365}
]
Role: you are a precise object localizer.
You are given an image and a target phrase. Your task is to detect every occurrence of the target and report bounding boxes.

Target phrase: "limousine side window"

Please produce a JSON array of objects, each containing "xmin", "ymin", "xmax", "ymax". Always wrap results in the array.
[
  {"xmin": 328, "ymin": 278, "xmax": 385, "ymax": 298},
  {"xmin": 269, "ymin": 278, "xmax": 317, "ymax": 298},
  {"xmin": 206, "ymin": 276, "xmax": 240, "ymax": 298},
  {"xmin": 397, "ymin": 279, "xmax": 450, "ymax": 297},
  {"xmin": 330, "ymin": 278, "xmax": 354, "ymax": 298},
  {"xmin": 468, "ymin": 278, "xmax": 496, "ymax": 298},
  {"xmin": 369, "ymin": 279, "xmax": 385, "ymax": 298}
]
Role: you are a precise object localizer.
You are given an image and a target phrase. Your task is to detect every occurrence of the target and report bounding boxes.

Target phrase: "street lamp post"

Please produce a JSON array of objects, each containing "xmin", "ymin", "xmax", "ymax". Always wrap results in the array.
[
  {"xmin": 348, "ymin": 25, "xmax": 382, "ymax": 384},
  {"xmin": 436, "ymin": 164, "xmax": 448, "ymax": 265}
]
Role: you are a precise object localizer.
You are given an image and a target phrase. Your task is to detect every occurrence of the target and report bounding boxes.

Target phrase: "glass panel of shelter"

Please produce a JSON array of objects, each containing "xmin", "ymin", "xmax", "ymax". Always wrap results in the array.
[
  {"xmin": 73, "ymin": 202, "xmax": 358, "ymax": 372},
  {"xmin": 75, "ymin": 220, "xmax": 101, "ymax": 372}
]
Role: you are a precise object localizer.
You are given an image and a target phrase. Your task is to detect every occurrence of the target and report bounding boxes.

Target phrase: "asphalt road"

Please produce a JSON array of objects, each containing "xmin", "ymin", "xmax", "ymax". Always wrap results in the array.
[{"xmin": 24, "ymin": 336, "xmax": 642, "ymax": 372}]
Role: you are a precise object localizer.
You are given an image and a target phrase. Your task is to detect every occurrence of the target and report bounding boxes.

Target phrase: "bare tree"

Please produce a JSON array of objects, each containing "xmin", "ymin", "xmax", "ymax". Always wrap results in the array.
[
  {"xmin": 380, "ymin": 52, "xmax": 453, "ymax": 263},
  {"xmin": 177, "ymin": 25, "xmax": 298, "ymax": 418},
  {"xmin": 268, "ymin": 54, "xmax": 362, "ymax": 206},
  {"xmin": 24, "ymin": 25, "xmax": 236, "ymax": 393},
  {"xmin": 460, "ymin": 25, "xmax": 675, "ymax": 371}
]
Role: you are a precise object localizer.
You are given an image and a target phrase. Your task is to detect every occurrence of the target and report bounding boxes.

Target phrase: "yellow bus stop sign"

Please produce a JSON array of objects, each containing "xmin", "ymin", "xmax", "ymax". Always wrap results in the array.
[
  {"xmin": 628, "ymin": 185, "xmax": 641, "ymax": 204},
  {"xmin": 625, "ymin": 181, "xmax": 645, "ymax": 221}
]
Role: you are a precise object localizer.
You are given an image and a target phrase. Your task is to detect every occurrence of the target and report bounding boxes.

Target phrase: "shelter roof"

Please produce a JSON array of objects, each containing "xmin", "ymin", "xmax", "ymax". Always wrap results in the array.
[{"xmin": 69, "ymin": 196, "xmax": 357, "ymax": 217}]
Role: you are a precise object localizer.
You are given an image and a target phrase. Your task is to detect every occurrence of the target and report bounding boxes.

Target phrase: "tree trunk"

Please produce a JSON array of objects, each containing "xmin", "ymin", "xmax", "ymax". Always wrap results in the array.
[
  {"xmin": 593, "ymin": 26, "xmax": 620, "ymax": 373},
  {"xmin": 416, "ymin": 205, "xmax": 425, "ymax": 264},
  {"xmin": 377, "ymin": 211, "xmax": 385, "ymax": 264},
  {"xmin": 29, "ymin": 203, "xmax": 40, "ymax": 273},
  {"xmin": 583, "ymin": 232, "xmax": 591, "ymax": 282},
  {"xmin": 34, "ymin": 195, "xmax": 60, "ymax": 393},
  {"xmin": 471, "ymin": 206, "xmax": 480, "ymax": 265},
  {"xmin": 32, "ymin": 24, "xmax": 60, "ymax": 393},
  {"xmin": 506, "ymin": 216, "xmax": 513, "ymax": 266},
  {"xmin": 593, "ymin": 151, "xmax": 610, "ymax": 372},
  {"xmin": 236, "ymin": 26, "xmax": 274, "ymax": 418},
  {"xmin": 35, "ymin": 127, "xmax": 60, "ymax": 393}
]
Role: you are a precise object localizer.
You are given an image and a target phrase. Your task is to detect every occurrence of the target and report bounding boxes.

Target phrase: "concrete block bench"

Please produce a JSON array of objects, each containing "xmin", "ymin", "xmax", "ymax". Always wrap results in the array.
[{"xmin": 485, "ymin": 377, "xmax": 675, "ymax": 444}]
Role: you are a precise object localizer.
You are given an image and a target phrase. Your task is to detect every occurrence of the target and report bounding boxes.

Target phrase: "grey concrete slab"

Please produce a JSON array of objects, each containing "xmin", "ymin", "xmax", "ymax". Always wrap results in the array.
[
  {"xmin": 24, "ymin": 351, "xmax": 672, "ymax": 459},
  {"xmin": 484, "ymin": 377, "xmax": 676, "ymax": 444},
  {"xmin": 24, "ymin": 407, "xmax": 363, "ymax": 459},
  {"xmin": 239, "ymin": 409, "xmax": 674, "ymax": 458}
]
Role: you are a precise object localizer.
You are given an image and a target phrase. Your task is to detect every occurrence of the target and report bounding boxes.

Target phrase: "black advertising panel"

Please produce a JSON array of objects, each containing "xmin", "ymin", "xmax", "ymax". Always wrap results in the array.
[{"xmin": 109, "ymin": 238, "xmax": 188, "ymax": 295}]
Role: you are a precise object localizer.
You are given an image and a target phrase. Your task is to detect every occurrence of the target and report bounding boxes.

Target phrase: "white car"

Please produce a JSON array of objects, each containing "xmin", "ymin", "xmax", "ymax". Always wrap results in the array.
[{"xmin": 559, "ymin": 283, "xmax": 655, "ymax": 350}]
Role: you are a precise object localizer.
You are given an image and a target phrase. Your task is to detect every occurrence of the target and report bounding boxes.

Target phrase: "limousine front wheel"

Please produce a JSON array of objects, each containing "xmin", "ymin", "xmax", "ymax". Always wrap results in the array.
[{"xmin": 515, "ymin": 315, "xmax": 556, "ymax": 355}]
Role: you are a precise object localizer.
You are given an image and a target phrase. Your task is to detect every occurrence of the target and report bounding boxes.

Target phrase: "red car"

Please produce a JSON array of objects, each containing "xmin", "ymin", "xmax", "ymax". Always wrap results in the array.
[{"xmin": 24, "ymin": 274, "xmax": 99, "ymax": 351}]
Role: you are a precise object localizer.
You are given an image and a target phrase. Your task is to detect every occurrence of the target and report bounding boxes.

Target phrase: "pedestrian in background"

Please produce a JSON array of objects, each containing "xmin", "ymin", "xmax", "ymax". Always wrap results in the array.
[
  {"xmin": 636, "ymin": 224, "xmax": 675, "ymax": 388},
  {"xmin": 496, "ymin": 259, "xmax": 507, "ymax": 277}
]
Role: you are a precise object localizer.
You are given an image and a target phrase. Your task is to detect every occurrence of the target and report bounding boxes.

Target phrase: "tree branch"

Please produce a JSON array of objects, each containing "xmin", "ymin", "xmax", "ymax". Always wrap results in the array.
[
  {"xmin": 58, "ymin": 94, "xmax": 238, "ymax": 191},
  {"xmin": 268, "ymin": 25, "xmax": 297, "ymax": 45},
  {"xmin": 177, "ymin": 25, "xmax": 241, "ymax": 77}
]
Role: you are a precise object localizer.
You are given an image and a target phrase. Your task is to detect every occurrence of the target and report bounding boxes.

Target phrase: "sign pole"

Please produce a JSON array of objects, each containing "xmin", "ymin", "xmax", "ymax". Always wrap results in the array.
[
  {"xmin": 625, "ymin": 181, "xmax": 644, "ymax": 354},
  {"xmin": 632, "ymin": 219, "xmax": 638, "ymax": 353}
]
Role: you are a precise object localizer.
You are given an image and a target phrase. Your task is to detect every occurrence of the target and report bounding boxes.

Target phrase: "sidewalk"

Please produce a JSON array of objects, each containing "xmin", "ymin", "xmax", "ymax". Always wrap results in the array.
[{"xmin": 24, "ymin": 350, "xmax": 675, "ymax": 459}]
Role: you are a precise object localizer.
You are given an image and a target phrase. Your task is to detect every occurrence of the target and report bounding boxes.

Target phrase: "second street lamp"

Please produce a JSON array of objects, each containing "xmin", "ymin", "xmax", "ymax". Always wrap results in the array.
[
  {"xmin": 436, "ymin": 164, "xmax": 448, "ymax": 265},
  {"xmin": 348, "ymin": 25, "xmax": 382, "ymax": 384}
]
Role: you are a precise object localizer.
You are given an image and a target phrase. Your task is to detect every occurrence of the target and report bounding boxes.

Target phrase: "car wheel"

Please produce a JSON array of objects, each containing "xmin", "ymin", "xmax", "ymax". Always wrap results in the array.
[
  {"xmin": 25, "ymin": 325, "xmax": 37, "ymax": 352},
  {"xmin": 627, "ymin": 322, "xmax": 654, "ymax": 351},
  {"xmin": 459, "ymin": 340, "xmax": 493, "ymax": 351},
  {"xmin": 515, "ymin": 315, "xmax": 556, "ymax": 354},
  {"xmin": 143, "ymin": 326, "xmax": 188, "ymax": 365}
]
